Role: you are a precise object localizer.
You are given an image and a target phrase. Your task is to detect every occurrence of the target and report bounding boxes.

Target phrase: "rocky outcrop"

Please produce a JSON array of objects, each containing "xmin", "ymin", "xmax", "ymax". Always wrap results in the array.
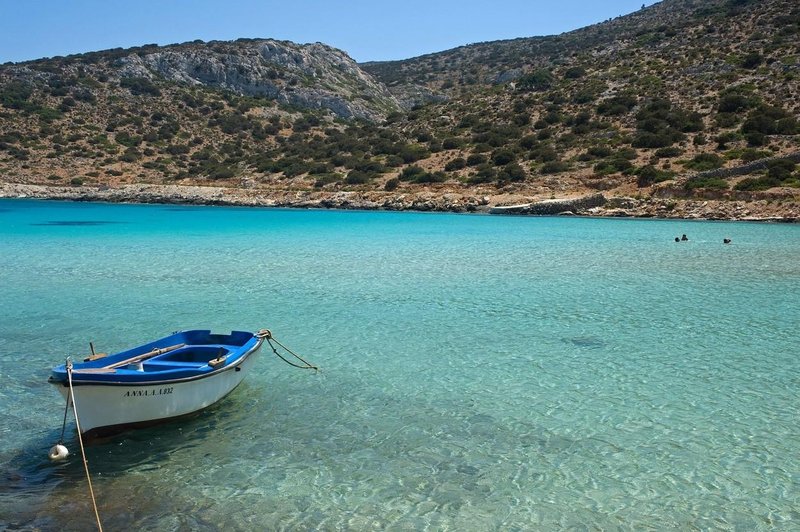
[
  {"xmin": 489, "ymin": 194, "xmax": 607, "ymax": 215},
  {"xmin": 117, "ymin": 40, "xmax": 401, "ymax": 120}
]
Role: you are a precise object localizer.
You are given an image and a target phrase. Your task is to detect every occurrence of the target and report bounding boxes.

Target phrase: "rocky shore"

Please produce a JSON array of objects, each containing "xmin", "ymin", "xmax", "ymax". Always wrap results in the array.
[{"xmin": 2, "ymin": 182, "xmax": 799, "ymax": 222}]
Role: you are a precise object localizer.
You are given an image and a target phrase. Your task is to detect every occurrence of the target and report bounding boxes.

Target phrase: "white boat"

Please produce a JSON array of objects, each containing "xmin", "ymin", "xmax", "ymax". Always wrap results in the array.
[{"xmin": 49, "ymin": 329, "xmax": 266, "ymax": 438}]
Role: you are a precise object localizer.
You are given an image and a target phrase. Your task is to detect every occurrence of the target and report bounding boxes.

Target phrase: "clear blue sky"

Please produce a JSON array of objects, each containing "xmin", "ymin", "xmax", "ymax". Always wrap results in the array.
[{"xmin": 1, "ymin": 1, "xmax": 658, "ymax": 64}]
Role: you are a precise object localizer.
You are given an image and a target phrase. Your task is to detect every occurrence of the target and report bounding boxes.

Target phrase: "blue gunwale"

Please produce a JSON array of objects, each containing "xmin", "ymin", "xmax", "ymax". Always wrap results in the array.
[{"xmin": 49, "ymin": 330, "xmax": 261, "ymax": 386}]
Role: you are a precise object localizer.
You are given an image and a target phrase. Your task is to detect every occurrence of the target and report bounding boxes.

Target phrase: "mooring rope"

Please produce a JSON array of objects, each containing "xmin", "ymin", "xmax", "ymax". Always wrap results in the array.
[
  {"xmin": 66, "ymin": 359, "xmax": 104, "ymax": 532},
  {"xmin": 256, "ymin": 329, "xmax": 318, "ymax": 371},
  {"xmin": 58, "ymin": 390, "xmax": 70, "ymax": 445}
]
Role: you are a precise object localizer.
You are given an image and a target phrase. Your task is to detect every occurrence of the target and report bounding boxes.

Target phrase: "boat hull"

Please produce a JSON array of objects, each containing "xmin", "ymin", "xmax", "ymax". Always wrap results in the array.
[{"xmin": 51, "ymin": 342, "xmax": 261, "ymax": 437}]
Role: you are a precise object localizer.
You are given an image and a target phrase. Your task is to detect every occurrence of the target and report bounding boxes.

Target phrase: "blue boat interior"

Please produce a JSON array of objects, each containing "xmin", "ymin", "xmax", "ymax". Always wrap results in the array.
[
  {"xmin": 50, "ymin": 330, "xmax": 259, "ymax": 383},
  {"xmin": 156, "ymin": 345, "xmax": 230, "ymax": 364}
]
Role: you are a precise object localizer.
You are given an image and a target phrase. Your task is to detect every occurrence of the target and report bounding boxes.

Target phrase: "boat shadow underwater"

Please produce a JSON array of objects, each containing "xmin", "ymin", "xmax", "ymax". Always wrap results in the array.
[
  {"xmin": 3, "ymin": 382, "xmax": 261, "ymax": 490},
  {"xmin": 0, "ymin": 381, "xmax": 268, "ymax": 530}
]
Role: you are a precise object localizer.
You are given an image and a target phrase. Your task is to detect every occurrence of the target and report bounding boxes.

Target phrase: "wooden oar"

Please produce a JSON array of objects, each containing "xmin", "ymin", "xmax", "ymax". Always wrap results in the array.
[{"xmin": 104, "ymin": 343, "xmax": 186, "ymax": 369}]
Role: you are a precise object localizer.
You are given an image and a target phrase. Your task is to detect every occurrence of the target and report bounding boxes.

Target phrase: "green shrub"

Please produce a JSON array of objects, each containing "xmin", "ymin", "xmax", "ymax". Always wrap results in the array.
[
  {"xmin": 519, "ymin": 135, "xmax": 538, "ymax": 149},
  {"xmin": 397, "ymin": 165, "xmax": 444, "ymax": 184},
  {"xmin": 313, "ymin": 173, "xmax": 342, "ymax": 188},
  {"xmin": 632, "ymin": 98, "xmax": 699, "ymax": 148},
  {"xmin": 684, "ymin": 153, "xmax": 724, "ymax": 171},
  {"xmin": 351, "ymin": 159, "xmax": 386, "ymax": 174},
  {"xmin": 588, "ymin": 146, "xmax": 614, "ymax": 158},
  {"xmin": 444, "ymin": 158, "xmax": 466, "ymax": 171},
  {"xmin": 35, "ymin": 107, "xmax": 63, "ymax": 122},
  {"xmin": 415, "ymin": 171, "xmax": 446, "ymax": 184},
  {"xmin": 540, "ymin": 161, "xmax": 569, "ymax": 174},
  {"xmin": 384, "ymin": 177, "xmax": 400, "ymax": 191},
  {"xmin": 210, "ymin": 166, "xmax": 236, "ymax": 180},
  {"xmin": 533, "ymin": 118, "xmax": 549, "ymax": 130},
  {"xmin": 739, "ymin": 148, "xmax": 772, "ymax": 162},
  {"xmin": 571, "ymin": 78, "xmax": 606, "ymax": 105},
  {"xmin": 116, "ymin": 132, "xmax": 142, "ymax": 147},
  {"xmin": 507, "ymin": 112, "xmax": 527, "ymax": 127},
  {"xmin": 384, "ymin": 154, "xmax": 403, "ymax": 168},
  {"xmin": 468, "ymin": 164, "xmax": 496, "ymax": 184},
  {"xmin": 0, "ymin": 81, "xmax": 33, "ymax": 109},
  {"xmin": 715, "ymin": 113, "xmax": 740, "ymax": 128},
  {"xmin": 734, "ymin": 176, "xmax": 780, "ymax": 191},
  {"xmin": 767, "ymin": 158, "xmax": 797, "ymax": 180},
  {"xmin": 718, "ymin": 91, "xmax": 756, "ymax": 113},
  {"xmin": 119, "ymin": 147, "xmax": 141, "ymax": 162},
  {"xmin": 532, "ymin": 146, "xmax": 558, "ymax": 163},
  {"xmin": 492, "ymin": 149, "xmax": 516, "ymax": 166},
  {"xmin": 634, "ymin": 131, "xmax": 682, "ymax": 148},
  {"xmin": 158, "ymin": 122, "xmax": 180, "ymax": 140},
  {"xmin": 309, "ymin": 163, "xmax": 333, "ymax": 175},
  {"xmin": 293, "ymin": 115, "xmax": 320, "ymax": 132},
  {"xmin": 684, "ymin": 176, "xmax": 729, "ymax": 190},
  {"xmin": 398, "ymin": 144, "xmax": 429, "ymax": 163},
  {"xmin": 744, "ymin": 131, "xmax": 767, "ymax": 146},
  {"xmin": 120, "ymin": 77, "xmax": 161, "ymax": 96},
  {"xmin": 399, "ymin": 165, "xmax": 426, "ymax": 181},
  {"xmin": 715, "ymin": 132, "xmax": 741, "ymax": 149},
  {"xmin": 573, "ymin": 111, "xmax": 592, "ymax": 126},
  {"xmin": 654, "ymin": 147, "xmax": 683, "ymax": 158},
  {"xmin": 597, "ymin": 94, "xmax": 637, "ymax": 116},
  {"xmin": 740, "ymin": 105, "xmax": 795, "ymax": 142},
  {"xmin": 594, "ymin": 158, "xmax": 633, "ymax": 175},
  {"xmin": 73, "ymin": 88, "xmax": 96, "ymax": 104},
  {"xmin": 441, "ymin": 137, "xmax": 463, "ymax": 150},
  {"xmin": 457, "ymin": 115, "xmax": 480, "ymax": 129},
  {"xmin": 466, "ymin": 153, "xmax": 487, "ymax": 166},
  {"xmin": 518, "ymin": 69, "xmax": 554, "ymax": 91},
  {"xmin": 636, "ymin": 165, "xmax": 674, "ymax": 187},
  {"xmin": 742, "ymin": 114, "xmax": 776, "ymax": 135},
  {"xmin": 564, "ymin": 66, "xmax": 586, "ymax": 79},
  {"xmin": 776, "ymin": 117, "xmax": 799, "ymax": 135},
  {"xmin": 498, "ymin": 162, "xmax": 526, "ymax": 181},
  {"xmin": 280, "ymin": 159, "xmax": 313, "ymax": 178},
  {"xmin": 543, "ymin": 110, "xmax": 562, "ymax": 125},
  {"xmin": 740, "ymin": 53, "xmax": 763, "ymax": 69},
  {"xmin": 345, "ymin": 170, "xmax": 374, "ymax": 184},
  {"xmin": 570, "ymin": 117, "xmax": 592, "ymax": 136}
]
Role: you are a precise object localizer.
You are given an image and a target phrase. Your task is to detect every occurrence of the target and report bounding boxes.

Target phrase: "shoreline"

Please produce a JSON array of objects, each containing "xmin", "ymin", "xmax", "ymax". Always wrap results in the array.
[{"xmin": 1, "ymin": 182, "xmax": 798, "ymax": 222}]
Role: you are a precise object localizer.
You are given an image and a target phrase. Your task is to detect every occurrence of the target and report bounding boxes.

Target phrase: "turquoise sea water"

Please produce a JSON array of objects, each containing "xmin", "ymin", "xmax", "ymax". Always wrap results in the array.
[{"xmin": 0, "ymin": 199, "xmax": 798, "ymax": 530}]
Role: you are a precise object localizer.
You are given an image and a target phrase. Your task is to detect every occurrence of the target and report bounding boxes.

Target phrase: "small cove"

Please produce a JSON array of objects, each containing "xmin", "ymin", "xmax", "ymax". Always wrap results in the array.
[{"xmin": 1, "ymin": 199, "xmax": 798, "ymax": 530}]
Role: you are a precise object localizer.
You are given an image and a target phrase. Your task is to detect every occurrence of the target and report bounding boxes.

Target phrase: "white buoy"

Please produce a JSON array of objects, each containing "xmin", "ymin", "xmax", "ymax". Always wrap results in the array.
[{"xmin": 49, "ymin": 443, "xmax": 69, "ymax": 461}]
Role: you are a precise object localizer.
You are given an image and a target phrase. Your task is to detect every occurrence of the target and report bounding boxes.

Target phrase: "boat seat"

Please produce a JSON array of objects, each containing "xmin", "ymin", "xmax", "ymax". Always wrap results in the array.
[
  {"xmin": 197, "ymin": 344, "xmax": 235, "ymax": 351},
  {"xmin": 144, "ymin": 360, "xmax": 208, "ymax": 368}
]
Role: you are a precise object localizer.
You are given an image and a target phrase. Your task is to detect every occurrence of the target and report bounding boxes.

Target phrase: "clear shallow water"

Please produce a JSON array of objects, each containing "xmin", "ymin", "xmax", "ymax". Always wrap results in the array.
[{"xmin": 0, "ymin": 199, "xmax": 798, "ymax": 530}]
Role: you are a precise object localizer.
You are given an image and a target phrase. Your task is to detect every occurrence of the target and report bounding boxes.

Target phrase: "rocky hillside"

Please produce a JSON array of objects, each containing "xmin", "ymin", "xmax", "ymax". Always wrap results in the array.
[
  {"xmin": 363, "ymin": 0, "xmax": 788, "ymax": 102},
  {"xmin": 0, "ymin": 0, "xmax": 798, "ymax": 218},
  {"xmin": 2, "ymin": 38, "xmax": 399, "ymax": 120}
]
